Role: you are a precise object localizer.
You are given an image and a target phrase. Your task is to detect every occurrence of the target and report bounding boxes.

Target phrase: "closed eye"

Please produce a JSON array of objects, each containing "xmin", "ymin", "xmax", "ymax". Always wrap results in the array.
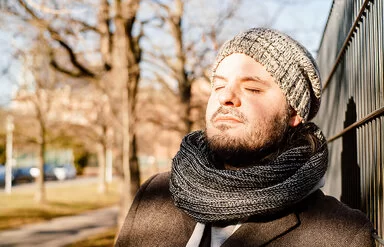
[
  {"xmin": 214, "ymin": 85, "xmax": 225, "ymax": 91},
  {"xmin": 213, "ymin": 80, "xmax": 226, "ymax": 91},
  {"xmin": 246, "ymin": 88, "xmax": 261, "ymax": 93}
]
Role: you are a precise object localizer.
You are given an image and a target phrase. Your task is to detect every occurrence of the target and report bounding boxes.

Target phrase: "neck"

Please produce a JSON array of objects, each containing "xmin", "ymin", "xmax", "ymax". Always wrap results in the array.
[{"xmin": 209, "ymin": 139, "xmax": 284, "ymax": 170}]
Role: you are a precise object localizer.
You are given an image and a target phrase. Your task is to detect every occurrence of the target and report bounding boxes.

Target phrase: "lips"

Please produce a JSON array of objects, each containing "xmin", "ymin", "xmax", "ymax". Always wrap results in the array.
[{"xmin": 214, "ymin": 115, "xmax": 242, "ymax": 123}]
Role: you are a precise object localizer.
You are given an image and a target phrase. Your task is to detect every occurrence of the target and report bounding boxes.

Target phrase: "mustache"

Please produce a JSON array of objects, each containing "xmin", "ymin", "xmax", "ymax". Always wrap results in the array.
[{"xmin": 210, "ymin": 106, "xmax": 248, "ymax": 123}]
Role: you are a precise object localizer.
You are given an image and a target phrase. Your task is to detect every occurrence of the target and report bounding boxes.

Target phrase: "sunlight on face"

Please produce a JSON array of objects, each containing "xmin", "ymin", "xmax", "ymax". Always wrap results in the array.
[{"xmin": 205, "ymin": 53, "xmax": 291, "ymax": 157}]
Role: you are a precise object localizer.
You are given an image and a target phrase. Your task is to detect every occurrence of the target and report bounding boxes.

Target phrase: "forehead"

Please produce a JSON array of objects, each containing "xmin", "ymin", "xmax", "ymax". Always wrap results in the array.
[{"xmin": 214, "ymin": 53, "xmax": 275, "ymax": 82}]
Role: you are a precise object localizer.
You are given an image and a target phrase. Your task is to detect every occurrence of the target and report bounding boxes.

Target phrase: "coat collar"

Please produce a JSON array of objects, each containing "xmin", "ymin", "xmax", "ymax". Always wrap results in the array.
[
  {"xmin": 221, "ymin": 212, "xmax": 301, "ymax": 247},
  {"xmin": 176, "ymin": 185, "xmax": 323, "ymax": 246},
  {"xmin": 218, "ymin": 191, "xmax": 324, "ymax": 246}
]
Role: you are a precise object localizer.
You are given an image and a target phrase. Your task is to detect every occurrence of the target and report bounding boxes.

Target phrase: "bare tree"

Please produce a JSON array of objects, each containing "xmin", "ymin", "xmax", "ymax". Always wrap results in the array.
[
  {"xmin": 55, "ymin": 85, "xmax": 115, "ymax": 194},
  {"xmin": 2, "ymin": 0, "xmax": 143, "ymax": 222},
  {"xmin": 11, "ymin": 33, "xmax": 58, "ymax": 203}
]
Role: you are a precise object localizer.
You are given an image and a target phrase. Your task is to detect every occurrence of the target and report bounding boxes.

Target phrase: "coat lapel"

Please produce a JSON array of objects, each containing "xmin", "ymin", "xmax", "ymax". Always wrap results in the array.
[{"xmin": 221, "ymin": 213, "xmax": 301, "ymax": 247}]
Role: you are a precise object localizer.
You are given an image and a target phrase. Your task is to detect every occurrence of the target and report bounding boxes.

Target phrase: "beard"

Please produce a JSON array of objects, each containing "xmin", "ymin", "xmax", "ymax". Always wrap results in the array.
[{"xmin": 204, "ymin": 105, "xmax": 291, "ymax": 168}]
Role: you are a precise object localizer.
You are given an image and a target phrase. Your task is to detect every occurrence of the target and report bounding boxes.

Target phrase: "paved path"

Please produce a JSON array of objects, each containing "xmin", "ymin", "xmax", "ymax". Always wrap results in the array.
[{"xmin": 0, "ymin": 206, "xmax": 118, "ymax": 247}]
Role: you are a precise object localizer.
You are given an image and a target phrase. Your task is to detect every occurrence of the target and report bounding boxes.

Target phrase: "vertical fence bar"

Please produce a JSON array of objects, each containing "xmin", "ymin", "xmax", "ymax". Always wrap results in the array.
[
  {"xmin": 379, "ymin": 0, "xmax": 384, "ymax": 238},
  {"xmin": 372, "ymin": 2, "xmax": 379, "ymax": 233},
  {"xmin": 369, "ymin": 4, "xmax": 376, "ymax": 229},
  {"xmin": 381, "ymin": 116, "xmax": 384, "ymax": 239}
]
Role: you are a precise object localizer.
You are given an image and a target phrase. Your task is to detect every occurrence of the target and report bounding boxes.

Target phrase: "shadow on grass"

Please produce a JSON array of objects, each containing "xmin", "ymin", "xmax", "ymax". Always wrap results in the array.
[
  {"xmin": 0, "ymin": 208, "xmax": 59, "ymax": 230},
  {"xmin": 65, "ymin": 227, "xmax": 117, "ymax": 247},
  {"xmin": 0, "ymin": 201, "xmax": 113, "ymax": 231},
  {"xmin": 47, "ymin": 200, "xmax": 103, "ymax": 211}
]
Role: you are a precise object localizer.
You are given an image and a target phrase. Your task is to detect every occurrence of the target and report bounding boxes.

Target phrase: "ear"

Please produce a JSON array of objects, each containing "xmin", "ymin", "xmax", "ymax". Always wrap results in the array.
[{"xmin": 289, "ymin": 110, "xmax": 303, "ymax": 127}]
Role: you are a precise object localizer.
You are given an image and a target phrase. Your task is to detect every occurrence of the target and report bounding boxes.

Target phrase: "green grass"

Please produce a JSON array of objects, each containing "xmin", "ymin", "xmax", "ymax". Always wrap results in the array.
[
  {"xmin": 65, "ymin": 227, "xmax": 117, "ymax": 247},
  {"xmin": 0, "ymin": 180, "xmax": 119, "ymax": 230}
]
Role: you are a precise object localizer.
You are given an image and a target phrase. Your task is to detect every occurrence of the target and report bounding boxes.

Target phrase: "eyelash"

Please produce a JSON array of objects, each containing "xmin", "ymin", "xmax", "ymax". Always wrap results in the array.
[
  {"xmin": 246, "ymin": 88, "xmax": 261, "ymax": 93},
  {"xmin": 213, "ymin": 84, "xmax": 261, "ymax": 93},
  {"xmin": 213, "ymin": 85, "xmax": 225, "ymax": 91}
]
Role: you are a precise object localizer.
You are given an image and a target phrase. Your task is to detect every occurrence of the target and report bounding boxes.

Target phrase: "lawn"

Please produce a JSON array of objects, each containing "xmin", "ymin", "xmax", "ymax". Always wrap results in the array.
[
  {"xmin": 0, "ymin": 179, "xmax": 120, "ymax": 230},
  {"xmin": 65, "ymin": 227, "xmax": 117, "ymax": 247}
]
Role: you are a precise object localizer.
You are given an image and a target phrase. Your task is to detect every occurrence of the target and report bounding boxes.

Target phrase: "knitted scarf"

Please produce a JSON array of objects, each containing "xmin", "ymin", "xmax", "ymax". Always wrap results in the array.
[{"xmin": 170, "ymin": 123, "xmax": 328, "ymax": 223}]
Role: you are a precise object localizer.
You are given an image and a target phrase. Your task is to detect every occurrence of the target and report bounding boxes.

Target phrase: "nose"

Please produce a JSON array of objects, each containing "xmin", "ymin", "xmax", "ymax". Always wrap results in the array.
[{"xmin": 218, "ymin": 86, "xmax": 241, "ymax": 107}]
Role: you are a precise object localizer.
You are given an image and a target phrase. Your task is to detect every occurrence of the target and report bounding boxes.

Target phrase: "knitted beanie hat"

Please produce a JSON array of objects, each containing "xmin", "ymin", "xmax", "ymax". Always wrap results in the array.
[{"xmin": 211, "ymin": 27, "xmax": 322, "ymax": 121}]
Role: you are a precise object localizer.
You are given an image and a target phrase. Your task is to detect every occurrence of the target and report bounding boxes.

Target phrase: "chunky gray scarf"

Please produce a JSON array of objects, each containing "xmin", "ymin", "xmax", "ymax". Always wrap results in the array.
[{"xmin": 170, "ymin": 123, "xmax": 328, "ymax": 223}]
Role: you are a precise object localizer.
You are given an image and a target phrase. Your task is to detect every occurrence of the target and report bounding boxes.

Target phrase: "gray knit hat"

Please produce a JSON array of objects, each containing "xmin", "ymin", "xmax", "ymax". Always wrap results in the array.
[{"xmin": 211, "ymin": 28, "xmax": 322, "ymax": 122}]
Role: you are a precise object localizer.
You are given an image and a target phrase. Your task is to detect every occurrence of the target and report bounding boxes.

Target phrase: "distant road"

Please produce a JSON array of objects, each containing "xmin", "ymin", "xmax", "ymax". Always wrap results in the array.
[{"xmin": 0, "ymin": 176, "xmax": 99, "ymax": 193}]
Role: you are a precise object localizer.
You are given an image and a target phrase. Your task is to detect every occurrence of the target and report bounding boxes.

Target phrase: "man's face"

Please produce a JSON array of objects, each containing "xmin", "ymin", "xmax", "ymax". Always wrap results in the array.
[{"xmin": 205, "ymin": 53, "xmax": 294, "ymax": 163}]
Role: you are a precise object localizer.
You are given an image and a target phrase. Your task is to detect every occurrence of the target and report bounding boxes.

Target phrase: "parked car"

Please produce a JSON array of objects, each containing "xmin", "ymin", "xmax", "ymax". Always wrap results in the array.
[
  {"xmin": 30, "ymin": 164, "xmax": 57, "ymax": 181},
  {"xmin": 0, "ymin": 166, "xmax": 6, "ymax": 186},
  {"xmin": 30, "ymin": 163, "xmax": 77, "ymax": 181},
  {"xmin": 53, "ymin": 164, "xmax": 77, "ymax": 181},
  {"xmin": 13, "ymin": 166, "xmax": 34, "ymax": 184},
  {"xmin": 0, "ymin": 165, "xmax": 17, "ymax": 186}
]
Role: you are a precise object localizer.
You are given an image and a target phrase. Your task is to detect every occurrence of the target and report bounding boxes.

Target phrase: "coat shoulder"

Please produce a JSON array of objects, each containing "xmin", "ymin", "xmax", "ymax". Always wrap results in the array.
[
  {"xmin": 139, "ymin": 171, "xmax": 171, "ymax": 197},
  {"xmin": 307, "ymin": 190, "xmax": 371, "ymax": 225},
  {"xmin": 297, "ymin": 190, "xmax": 375, "ymax": 246},
  {"xmin": 115, "ymin": 171, "xmax": 195, "ymax": 247}
]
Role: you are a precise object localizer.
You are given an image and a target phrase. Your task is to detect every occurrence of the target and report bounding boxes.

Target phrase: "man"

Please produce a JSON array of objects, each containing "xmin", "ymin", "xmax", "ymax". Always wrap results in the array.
[{"xmin": 116, "ymin": 28, "xmax": 374, "ymax": 246}]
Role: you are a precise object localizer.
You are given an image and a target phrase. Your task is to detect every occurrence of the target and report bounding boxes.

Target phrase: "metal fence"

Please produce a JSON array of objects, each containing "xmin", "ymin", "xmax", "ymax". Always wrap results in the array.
[{"xmin": 315, "ymin": 0, "xmax": 383, "ymax": 245}]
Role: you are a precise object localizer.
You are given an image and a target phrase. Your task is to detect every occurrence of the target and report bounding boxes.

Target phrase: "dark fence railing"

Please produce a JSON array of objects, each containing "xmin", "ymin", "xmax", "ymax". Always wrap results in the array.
[{"xmin": 315, "ymin": 0, "xmax": 383, "ymax": 245}]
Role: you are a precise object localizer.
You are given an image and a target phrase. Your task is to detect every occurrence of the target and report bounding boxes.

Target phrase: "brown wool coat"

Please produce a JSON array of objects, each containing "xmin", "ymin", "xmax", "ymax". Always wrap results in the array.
[{"xmin": 115, "ymin": 172, "xmax": 375, "ymax": 247}]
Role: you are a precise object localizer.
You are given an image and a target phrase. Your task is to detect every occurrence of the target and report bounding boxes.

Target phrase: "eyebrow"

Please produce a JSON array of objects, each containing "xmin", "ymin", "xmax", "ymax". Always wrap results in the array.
[
  {"xmin": 213, "ymin": 74, "xmax": 269, "ymax": 85},
  {"xmin": 212, "ymin": 74, "xmax": 227, "ymax": 82}
]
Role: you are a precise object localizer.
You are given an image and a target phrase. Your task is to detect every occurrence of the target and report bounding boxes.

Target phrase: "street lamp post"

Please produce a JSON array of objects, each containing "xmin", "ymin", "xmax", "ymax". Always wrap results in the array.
[
  {"xmin": 106, "ymin": 148, "xmax": 112, "ymax": 183},
  {"xmin": 5, "ymin": 115, "xmax": 14, "ymax": 194}
]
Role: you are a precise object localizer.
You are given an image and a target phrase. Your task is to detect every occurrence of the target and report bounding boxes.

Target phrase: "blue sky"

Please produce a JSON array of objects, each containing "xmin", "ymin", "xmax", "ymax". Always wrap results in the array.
[
  {"xmin": 0, "ymin": 30, "xmax": 15, "ymax": 106},
  {"xmin": 237, "ymin": 0, "xmax": 333, "ymax": 55},
  {"xmin": 0, "ymin": 0, "xmax": 333, "ymax": 106}
]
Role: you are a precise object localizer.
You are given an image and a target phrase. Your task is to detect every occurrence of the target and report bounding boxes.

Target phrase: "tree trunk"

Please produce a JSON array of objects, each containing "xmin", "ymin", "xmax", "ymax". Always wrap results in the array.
[
  {"xmin": 129, "ymin": 133, "xmax": 140, "ymax": 197},
  {"xmin": 112, "ymin": 0, "xmax": 141, "ymax": 230},
  {"xmin": 169, "ymin": 0, "xmax": 193, "ymax": 133},
  {"xmin": 119, "ymin": 80, "xmax": 131, "ymax": 227},
  {"xmin": 97, "ymin": 143, "xmax": 107, "ymax": 194},
  {"xmin": 98, "ymin": 0, "xmax": 111, "ymax": 70},
  {"xmin": 35, "ymin": 132, "xmax": 46, "ymax": 203}
]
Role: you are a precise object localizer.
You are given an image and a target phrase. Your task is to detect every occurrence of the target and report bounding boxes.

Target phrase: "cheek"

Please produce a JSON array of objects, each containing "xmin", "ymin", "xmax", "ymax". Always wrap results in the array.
[
  {"xmin": 245, "ymin": 99, "xmax": 283, "ymax": 123},
  {"xmin": 255, "ymin": 92, "xmax": 286, "ymax": 112},
  {"xmin": 205, "ymin": 95, "xmax": 218, "ymax": 122}
]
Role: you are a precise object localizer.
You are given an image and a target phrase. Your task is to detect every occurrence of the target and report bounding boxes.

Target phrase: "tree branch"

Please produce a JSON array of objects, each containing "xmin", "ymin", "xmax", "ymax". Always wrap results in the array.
[
  {"xmin": 17, "ymin": 0, "xmax": 97, "ymax": 78},
  {"xmin": 138, "ymin": 115, "xmax": 184, "ymax": 133},
  {"xmin": 24, "ymin": 0, "xmax": 88, "ymax": 15},
  {"xmin": 142, "ymin": 54, "xmax": 177, "ymax": 79},
  {"xmin": 149, "ymin": 0, "xmax": 170, "ymax": 13},
  {"xmin": 69, "ymin": 18, "xmax": 100, "ymax": 33},
  {"xmin": 149, "ymin": 71, "xmax": 178, "ymax": 98}
]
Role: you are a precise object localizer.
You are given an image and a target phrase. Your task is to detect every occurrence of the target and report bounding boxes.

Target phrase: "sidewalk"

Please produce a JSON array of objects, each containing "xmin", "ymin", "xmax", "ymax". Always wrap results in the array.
[{"xmin": 0, "ymin": 206, "xmax": 118, "ymax": 247}]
